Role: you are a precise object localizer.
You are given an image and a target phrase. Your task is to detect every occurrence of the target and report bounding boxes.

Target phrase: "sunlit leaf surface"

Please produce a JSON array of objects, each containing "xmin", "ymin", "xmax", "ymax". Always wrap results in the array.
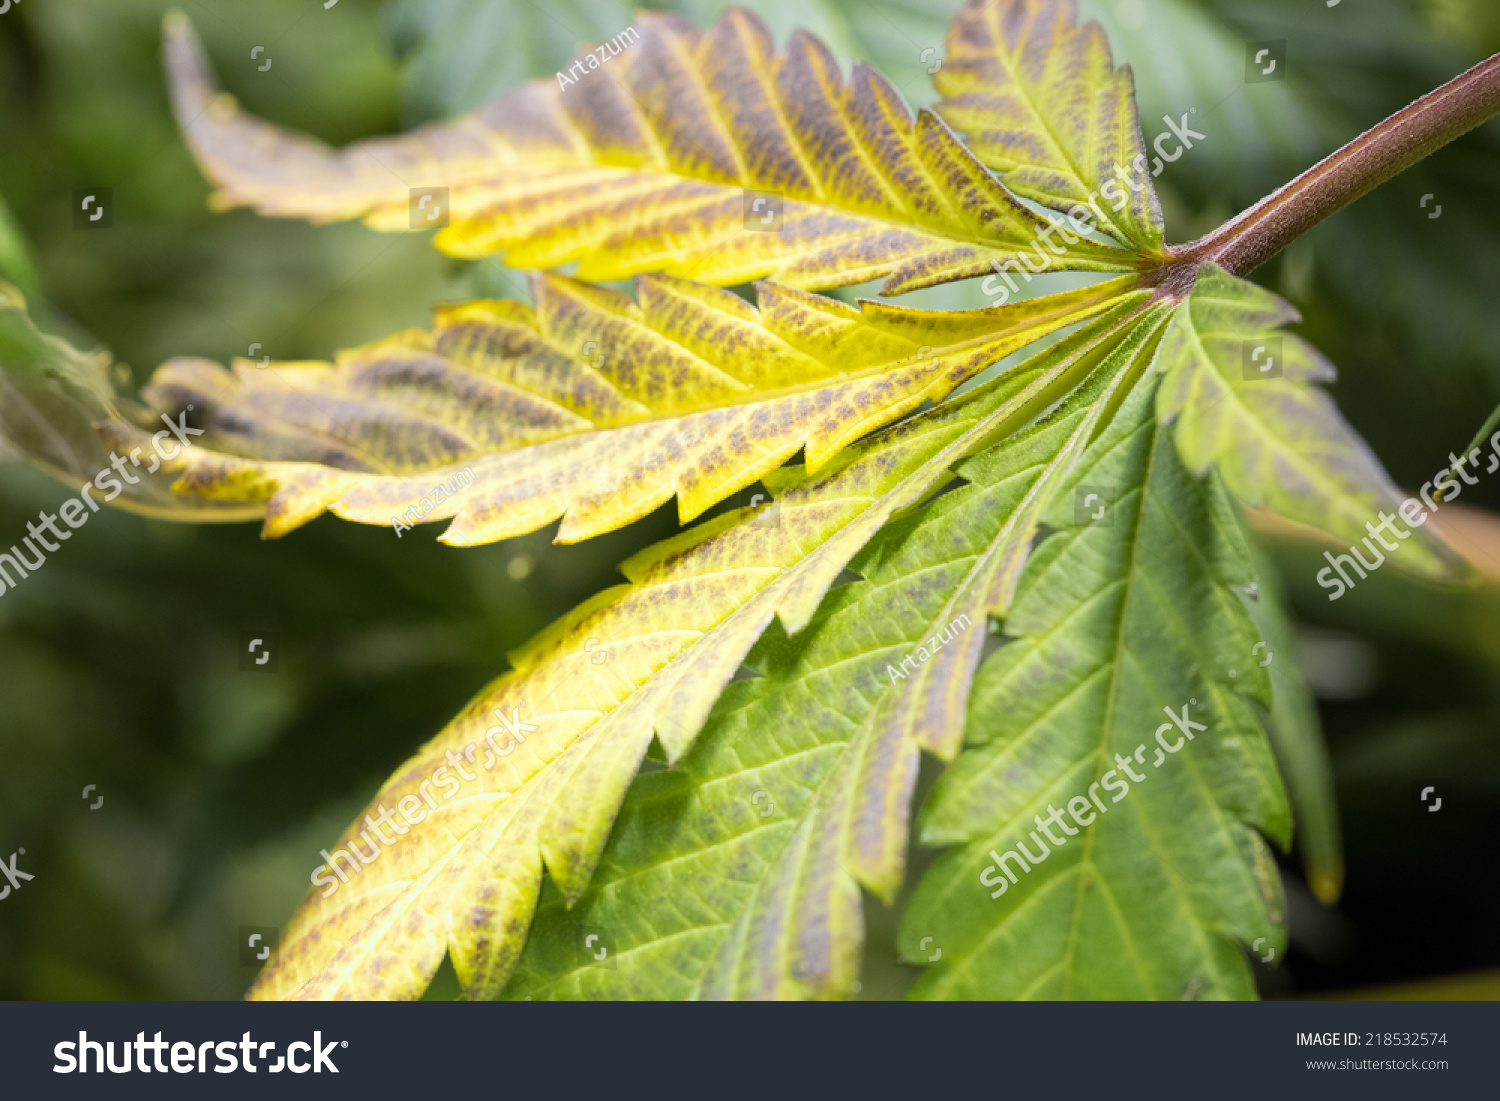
[{"xmin": 162, "ymin": 7, "xmax": 1151, "ymax": 295}]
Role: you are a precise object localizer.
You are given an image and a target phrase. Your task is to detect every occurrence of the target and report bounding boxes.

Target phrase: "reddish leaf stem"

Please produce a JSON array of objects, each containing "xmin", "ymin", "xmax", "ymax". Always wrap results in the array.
[{"xmin": 1150, "ymin": 50, "xmax": 1500, "ymax": 297}]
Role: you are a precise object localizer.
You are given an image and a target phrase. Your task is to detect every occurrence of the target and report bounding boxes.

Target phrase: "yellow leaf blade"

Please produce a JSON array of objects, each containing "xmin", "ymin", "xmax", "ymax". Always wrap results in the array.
[
  {"xmin": 162, "ymin": 9, "xmax": 1149, "ymax": 294},
  {"xmin": 935, "ymin": 0, "xmax": 1166, "ymax": 254},
  {"xmin": 138, "ymin": 273, "xmax": 1140, "ymax": 545}
]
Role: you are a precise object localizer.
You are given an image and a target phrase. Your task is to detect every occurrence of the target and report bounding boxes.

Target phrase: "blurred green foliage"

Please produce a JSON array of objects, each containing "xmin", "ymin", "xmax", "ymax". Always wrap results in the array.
[{"xmin": 0, "ymin": 0, "xmax": 1496, "ymax": 999}]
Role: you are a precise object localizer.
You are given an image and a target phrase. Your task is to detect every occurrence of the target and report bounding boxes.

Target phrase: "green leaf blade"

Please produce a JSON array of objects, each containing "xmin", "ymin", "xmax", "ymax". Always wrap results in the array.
[
  {"xmin": 1155, "ymin": 262, "xmax": 1463, "ymax": 583},
  {"xmin": 901, "ymin": 373, "xmax": 1289, "ymax": 1000}
]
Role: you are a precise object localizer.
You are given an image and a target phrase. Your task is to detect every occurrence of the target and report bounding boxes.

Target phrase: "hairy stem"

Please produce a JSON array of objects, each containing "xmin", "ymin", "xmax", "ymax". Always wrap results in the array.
[{"xmin": 1152, "ymin": 50, "xmax": 1500, "ymax": 295}]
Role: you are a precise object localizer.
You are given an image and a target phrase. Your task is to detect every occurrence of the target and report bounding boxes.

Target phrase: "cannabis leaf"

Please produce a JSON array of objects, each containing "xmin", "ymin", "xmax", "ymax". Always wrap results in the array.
[
  {"xmin": 247, "ymin": 298, "xmax": 1150, "ymax": 1001},
  {"xmin": 1241, "ymin": 555, "xmax": 1342, "ymax": 907},
  {"xmin": 496, "ymin": 308, "xmax": 1166, "ymax": 999},
  {"xmin": 0, "ymin": 284, "xmax": 258, "ymax": 522},
  {"xmin": 132, "ymin": 274, "xmax": 1131, "ymax": 544},
  {"xmin": 935, "ymin": 0, "xmax": 1165, "ymax": 254},
  {"xmin": 21, "ymin": 0, "xmax": 1481, "ymax": 1003},
  {"xmin": 900, "ymin": 374, "xmax": 1289, "ymax": 999},
  {"xmin": 1154, "ymin": 263, "xmax": 1462, "ymax": 580},
  {"xmin": 161, "ymin": 7, "xmax": 1145, "ymax": 295}
]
